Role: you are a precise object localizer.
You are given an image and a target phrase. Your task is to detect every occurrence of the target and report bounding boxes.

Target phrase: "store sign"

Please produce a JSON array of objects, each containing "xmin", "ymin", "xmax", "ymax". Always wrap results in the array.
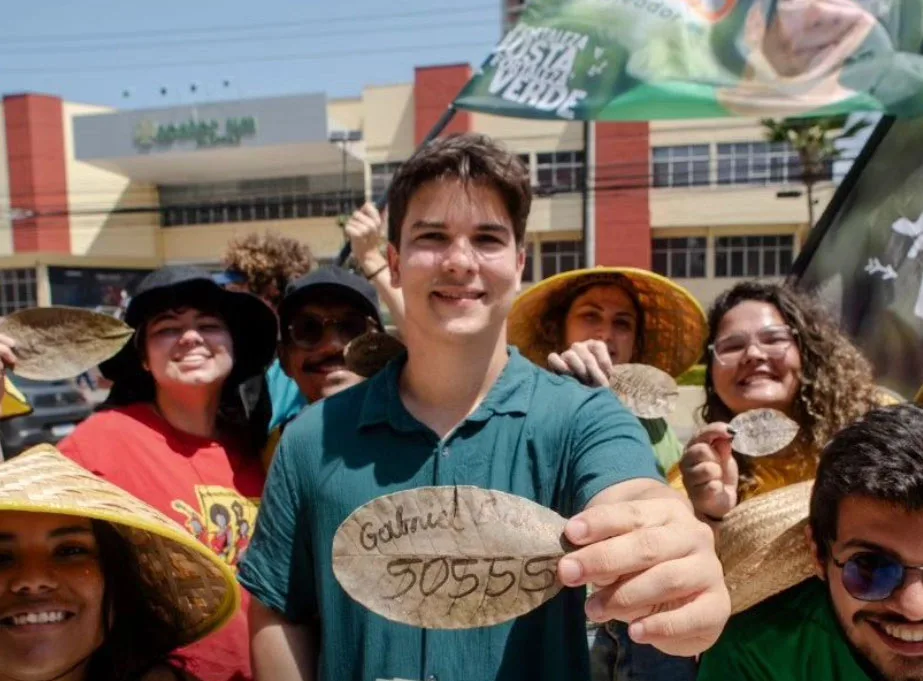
[{"xmin": 133, "ymin": 116, "xmax": 257, "ymax": 151}]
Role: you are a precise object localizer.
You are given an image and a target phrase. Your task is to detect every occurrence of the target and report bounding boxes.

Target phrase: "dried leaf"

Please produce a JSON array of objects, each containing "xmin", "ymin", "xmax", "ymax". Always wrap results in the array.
[
  {"xmin": 0, "ymin": 306, "xmax": 133, "ymax": 381},
  {"xmin": 729, "ymin": 408, "xmax": 800, "ymax": 458},
  {"xmin": 608, "ymin": 364, "xmax": 679, "ymax": 419},
  {"xmin": 344, "ymin": 331, "xmax": 406, "ymax": 377},
  {"xmin": 332, "ymin": 486, "xmax": 568, "ymax": 630}
]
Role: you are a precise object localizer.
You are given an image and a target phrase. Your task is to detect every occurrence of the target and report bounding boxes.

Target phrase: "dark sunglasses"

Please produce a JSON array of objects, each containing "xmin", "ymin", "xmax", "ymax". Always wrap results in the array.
[
  {"xmin": 287, "ymin": 312, "xmax": 374, "ymax": 349},
  {"xmin": 834, "ymin": 552, "xmax": 923, "ymax": 602}
]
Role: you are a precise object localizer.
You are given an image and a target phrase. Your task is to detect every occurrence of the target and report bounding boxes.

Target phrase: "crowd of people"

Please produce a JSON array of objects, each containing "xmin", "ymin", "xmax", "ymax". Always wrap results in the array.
[{"xmin": 0, "ymin": 132, "xmax": 919, "ymax": 681}]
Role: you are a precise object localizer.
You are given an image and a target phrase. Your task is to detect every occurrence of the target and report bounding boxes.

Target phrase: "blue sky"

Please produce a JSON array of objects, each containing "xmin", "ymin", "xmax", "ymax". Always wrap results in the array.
[{"xmin": 1, "ymin": 0, "xmax": 501, "ymax": 109}]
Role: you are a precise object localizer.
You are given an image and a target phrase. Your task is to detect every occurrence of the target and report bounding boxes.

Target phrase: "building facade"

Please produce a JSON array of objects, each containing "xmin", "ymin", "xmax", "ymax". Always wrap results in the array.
[{"xmin": 0, "ymin": 65, "xmax": 830, "ymax": 313}]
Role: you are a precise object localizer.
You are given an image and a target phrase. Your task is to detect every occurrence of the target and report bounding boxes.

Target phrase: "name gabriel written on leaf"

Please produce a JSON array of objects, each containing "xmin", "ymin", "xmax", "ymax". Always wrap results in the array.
[{"xmin": 355, "ymin": 498, "xmax": 559, "ymax": 603}]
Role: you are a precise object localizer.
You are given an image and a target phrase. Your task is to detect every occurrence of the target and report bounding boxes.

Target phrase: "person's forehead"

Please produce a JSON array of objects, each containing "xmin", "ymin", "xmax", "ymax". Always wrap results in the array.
[
  {"xmin": 0, "ymin": 511, "xmax": 93, "ymax": 537},
  {"xmin": 570, "ymin": 284, "xmax": 636, "ymax": 313},
  {"xmin": 717, "ymin": 301, "xmax": 785, "ymax": 334},
  {"xmin": 835, "ymin": 495, "xmax": 923, "ymax": 564},
  {"xmin": 403, "ymin": 178, "xmax": 513, "ymax": 229}
]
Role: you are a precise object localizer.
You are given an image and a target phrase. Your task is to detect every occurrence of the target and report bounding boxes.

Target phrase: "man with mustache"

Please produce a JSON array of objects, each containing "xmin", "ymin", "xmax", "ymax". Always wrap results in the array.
[
  {"xmin": 262, "ymin": 267, "xmax": 384, "ymax": 466},
  {"xmin": 698, "ymin": 403, "xmax": 923, "ymax": 681}
]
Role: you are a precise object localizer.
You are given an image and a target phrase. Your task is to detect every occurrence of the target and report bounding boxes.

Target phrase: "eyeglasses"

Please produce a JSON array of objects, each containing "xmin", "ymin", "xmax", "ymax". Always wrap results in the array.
[
  {"xmin": 833, "ymin": 552, "xmax": 923, "ymax": 602},
  {"xmin": 287, "ymin": 312, "xmax": 374, "ymax": 349},
  {"xmin": 709, "ymin": 325, "xmax": 797, "ymax": 366}
]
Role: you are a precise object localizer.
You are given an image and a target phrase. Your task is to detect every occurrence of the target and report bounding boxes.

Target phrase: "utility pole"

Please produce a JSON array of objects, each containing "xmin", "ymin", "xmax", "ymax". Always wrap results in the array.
[{"xmin": 329, "ymin": 130, "xmax": 362, "ymax": 215}]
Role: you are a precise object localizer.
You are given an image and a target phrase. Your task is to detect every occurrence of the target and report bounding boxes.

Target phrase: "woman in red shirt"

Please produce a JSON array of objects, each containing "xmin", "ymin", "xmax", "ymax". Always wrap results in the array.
[{"xmin": 57, "ymin": 265, "xmax": 278, "ymax": 681}]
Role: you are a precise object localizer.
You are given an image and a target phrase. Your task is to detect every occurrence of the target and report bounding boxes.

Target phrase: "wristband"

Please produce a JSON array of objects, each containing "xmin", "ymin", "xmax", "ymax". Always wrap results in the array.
[{"xmin": 364, "ymin": 264, "xmax": 388, "ymax": 280}]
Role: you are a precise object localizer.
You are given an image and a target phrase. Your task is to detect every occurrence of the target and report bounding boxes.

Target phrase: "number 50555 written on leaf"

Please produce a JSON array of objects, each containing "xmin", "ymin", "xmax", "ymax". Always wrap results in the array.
[{"xmin": 332, "ymin": 486, "xmax": 570, "ymax": 630}]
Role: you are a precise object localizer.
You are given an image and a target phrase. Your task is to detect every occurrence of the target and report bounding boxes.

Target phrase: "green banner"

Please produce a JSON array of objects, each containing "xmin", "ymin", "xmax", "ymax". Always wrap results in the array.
[{"xmin": 455, "ymin": 0, "xmax": 923, "ymax": 120}]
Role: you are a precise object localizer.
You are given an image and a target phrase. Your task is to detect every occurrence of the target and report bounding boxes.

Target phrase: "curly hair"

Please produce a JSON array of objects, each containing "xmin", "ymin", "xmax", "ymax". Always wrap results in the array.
[
  {"xmin": 222, "ymin": 232, "xmax": 314, "ymax": 308},
  {"xmin": 701, "ymin": 281, "xmax": 879, "ymax": 492},
  {"xmin": 535, "ymin": 273, "xmax": 645, "ymax": 360}
]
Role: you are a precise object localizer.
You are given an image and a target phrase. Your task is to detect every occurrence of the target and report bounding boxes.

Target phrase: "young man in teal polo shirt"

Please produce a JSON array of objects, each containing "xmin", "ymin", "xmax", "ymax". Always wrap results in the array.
[{"xmin": 239, "ymin": 133, "xmax": 730, "ymax": 681}]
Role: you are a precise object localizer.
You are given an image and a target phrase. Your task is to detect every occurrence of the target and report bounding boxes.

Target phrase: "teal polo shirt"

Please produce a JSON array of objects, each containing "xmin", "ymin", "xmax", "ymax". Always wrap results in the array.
[{"xmin": 239, "ymin": 347, "xmax": 662, "ymax": 681}]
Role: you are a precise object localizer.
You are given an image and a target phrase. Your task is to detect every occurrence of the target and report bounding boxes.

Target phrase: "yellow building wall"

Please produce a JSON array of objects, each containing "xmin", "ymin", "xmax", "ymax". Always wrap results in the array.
[
  {"xmin": 0, "ymin": 105, "xmax": 12, "ymax": 257},
  {"xmin": 472, "ymin": 114, "xmax": 583, "ymax": 154},
  {"xmin": 62, "ymin": 102, "xmax": 161, "ymax": 260},
  {"xmin": 363, "ymin": 84, "xmax": 415, "ymax": 164},
  {"xmin": 652, "ymin": 223, "xmax": 800, "ymax": 308},
  {"xmin": 160, "ymin": 218, "xmax": 345, "ymax": 265},
  {"xmin": 328, "ymin": 97, "xmax": 363, "ymax": 133},
  {"xmin": 649, "ymin": 117, "xmax": 835, "ymax": 228}
]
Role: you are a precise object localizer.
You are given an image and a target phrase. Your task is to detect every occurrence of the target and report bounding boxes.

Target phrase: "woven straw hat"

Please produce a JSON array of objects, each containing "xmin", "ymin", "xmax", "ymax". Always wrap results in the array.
[
  {"xmin": 718, "ymin": 480, "xmax": 816, "ymax": 615},
  {"xmin": 0, "ymin": 445, "xmax": 239, "ymax": 644},
  {"xmin": 508, "ymin": 267, "xmax": 707, "ymax": 378}
]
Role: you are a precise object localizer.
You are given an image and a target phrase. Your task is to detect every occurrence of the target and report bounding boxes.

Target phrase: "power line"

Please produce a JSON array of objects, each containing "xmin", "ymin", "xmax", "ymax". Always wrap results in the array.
[
  {"xmin": 1, "ymin": 4, "xmax": 497, "ymax": 44},
  {"xmin": 1, "ymin": 40, "xmax": 491, "ymax": 75},
  {"xmin": 1, "ymin": 18, "xmax": 496, "ymax": 56}
]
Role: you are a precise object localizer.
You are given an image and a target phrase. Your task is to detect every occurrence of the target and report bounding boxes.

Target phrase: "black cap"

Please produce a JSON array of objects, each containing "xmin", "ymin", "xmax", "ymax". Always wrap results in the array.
[{"xmin": 279, "ymin": 267, "xmax": 383, "ymax": 332}]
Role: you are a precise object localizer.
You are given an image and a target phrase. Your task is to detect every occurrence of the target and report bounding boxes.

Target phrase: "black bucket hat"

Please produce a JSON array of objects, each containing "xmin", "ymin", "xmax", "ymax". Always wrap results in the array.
[{"xmin": 100, "ymin": 266, "xmax": 278, "ymax": 385}]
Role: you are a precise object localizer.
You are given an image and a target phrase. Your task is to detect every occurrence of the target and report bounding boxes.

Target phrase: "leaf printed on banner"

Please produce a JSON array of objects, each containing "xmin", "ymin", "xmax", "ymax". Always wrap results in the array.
[
  {"xmin": 608, "ymin": 363, "xmax": 679, "ymax": 419},
  {"xmin": 344, "ymin": 331, "xmax": 406, "ymax": 378},
  {"xmin": 332, "ymin": 486, "xmax": 569, "ymax": 630},
  {"xmin": 728, "ymin": 408, "xmax": 800, "ymax": 458},
  {"xmin": 0, "ymin": 306, "xmax": 133, "ymax": 381}
]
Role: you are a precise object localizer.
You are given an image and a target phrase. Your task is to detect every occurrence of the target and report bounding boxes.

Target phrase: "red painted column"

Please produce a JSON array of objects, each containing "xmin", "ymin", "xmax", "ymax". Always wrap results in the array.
[
  {"xmin": 593, "ymin": 122, "xmax": 651, "ymax": 268},
  {"xmin": 414, "ymin": 64, "xmax": 473, "ymax": 145},
  {"xmin": 3, "ymin": 94, "xmax": 71, "ymax": 254}
]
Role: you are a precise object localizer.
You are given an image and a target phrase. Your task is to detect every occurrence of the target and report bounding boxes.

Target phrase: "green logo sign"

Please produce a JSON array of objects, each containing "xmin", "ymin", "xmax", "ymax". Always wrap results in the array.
[{"xmin": 133, "ymin": 116, "xmax": 257, "ymax": 151}]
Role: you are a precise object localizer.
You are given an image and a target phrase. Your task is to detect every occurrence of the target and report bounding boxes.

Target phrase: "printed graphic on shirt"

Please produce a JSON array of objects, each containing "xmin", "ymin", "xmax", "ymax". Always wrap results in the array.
[{"xmin": 172, "ymin": 485, "xmax": 260, "ymax": 569}]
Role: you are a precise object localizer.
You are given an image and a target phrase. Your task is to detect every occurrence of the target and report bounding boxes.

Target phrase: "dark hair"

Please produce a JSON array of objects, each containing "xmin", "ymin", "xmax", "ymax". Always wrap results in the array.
[
  {"xmin": 537, "ymin": 273, "xmax": 646, "ymax": 360},
  {"xmin": 85, "ymin": 520, "xmax": 185, "ymax": 681},
  {"xmin": 387, "ymin": 133, "xmax": 531, "ymax": 247},
  {"xmin": 100, "ymin": 291, "xmax": 271, "ymax": 454},
  {"xmin": 701, "ymin": 281, "xmax": 878, "ymax": 495},
  {"xmin": 810, "ymin": 404, "xmax": 923, "ymax": 561}
]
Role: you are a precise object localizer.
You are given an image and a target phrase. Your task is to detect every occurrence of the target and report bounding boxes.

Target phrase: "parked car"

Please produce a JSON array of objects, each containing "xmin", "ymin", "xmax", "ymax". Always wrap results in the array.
[{"xmin": 0, "ymin": 376, "xmax": 94, "ymax": 458}]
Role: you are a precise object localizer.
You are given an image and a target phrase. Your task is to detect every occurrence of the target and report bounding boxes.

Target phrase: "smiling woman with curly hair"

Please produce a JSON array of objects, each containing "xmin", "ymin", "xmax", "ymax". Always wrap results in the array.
[{"xmin": 672, "ymin": 281, "xmax": 889, "ymax": 522}]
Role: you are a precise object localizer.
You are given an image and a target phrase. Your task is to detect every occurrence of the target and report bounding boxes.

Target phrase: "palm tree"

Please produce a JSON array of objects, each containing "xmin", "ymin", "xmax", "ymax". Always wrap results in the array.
[{"xmin": 761, "ymin": 116, "xmax": 869, "ymax": 244}]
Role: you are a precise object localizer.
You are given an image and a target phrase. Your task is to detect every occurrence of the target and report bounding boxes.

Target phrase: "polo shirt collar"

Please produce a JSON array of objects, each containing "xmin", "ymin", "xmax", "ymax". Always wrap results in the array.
[{"xmin": 357, "ymin": 346, "xmax": 536, "ymax": 432}]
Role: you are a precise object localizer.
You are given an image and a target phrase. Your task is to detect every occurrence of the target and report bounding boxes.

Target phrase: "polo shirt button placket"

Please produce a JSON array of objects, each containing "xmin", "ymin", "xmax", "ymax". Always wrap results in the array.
[{"xmin": 425, "ymin": 675, "xmax": 438, "ymax": 681}]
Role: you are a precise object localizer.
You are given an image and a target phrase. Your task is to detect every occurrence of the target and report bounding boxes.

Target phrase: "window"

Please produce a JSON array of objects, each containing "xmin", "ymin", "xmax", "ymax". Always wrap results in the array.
[
  {"xmin": 159, "ymin": 175, "xmax": 363, "ymax": 227},
  {"xmin": 714, "ymin": 235, "xmax": 794, "ymax": 277},
  {"xmin": 652, "ymin": 237, "xmax": 707, "ymax": 278},
  {"xmin": 523, "ymin": 245, "xmax": 535, "ymax": 283},
  {"xmin": 370, "ymin": 162, "xmax": 402, "ymax": 202},
  {"xmin": 536, "ymin": 151, "xmax": 585, "ymax": 193},
  {"xmin": 652, "ymin": 145, "xmax": 710, "ymax": 188},
  {"xmin": 0, "ymin": 269, "xmax": 37, "ymax": 315},
  {"xmin": 540, "ymin": 241, "xmax": 585, "ymax": 277},
  {"xmin": 716, "ymin": 142, "xmax": 832, "ymax": 186}
]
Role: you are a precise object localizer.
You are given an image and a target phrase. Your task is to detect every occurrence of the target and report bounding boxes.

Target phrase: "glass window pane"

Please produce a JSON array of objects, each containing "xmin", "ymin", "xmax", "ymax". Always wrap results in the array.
[
  {"xmin": 691, "ymin": 250, "xmax": 706, "ymax": 277},
  {"xmin": 653, "ymin": 164, "xmax": 670, "ymax": 187},
  {"xmin": 559, "ymin": 254, "xmax": 576, "ymax": 272},
  {"xmin": 670, "ymin": 252, "xmax": 687, "ymax": 278},
  {"xmin": 715, "ymin": 252, "xmax": 727, "ymax": 277},
  {"xmin": 731, "ymin": 251, "xmax": 744, "ymax": 276},
  {"xmin": 780, "ymin": 248, "xmax": 793, "ymax": 272},
  {"xmin": 542, "ymin": 255, "xmax": 556, "ymax": 277},
  {"xmin": 747, "ymin": 250, "xmax": 761, "ymax": 275}
]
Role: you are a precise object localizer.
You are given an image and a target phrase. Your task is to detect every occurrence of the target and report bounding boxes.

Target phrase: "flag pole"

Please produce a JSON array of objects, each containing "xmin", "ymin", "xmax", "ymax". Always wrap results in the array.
[{"xmin": 337, "ymin": 103, "xmax": 460, "ymax": 267}]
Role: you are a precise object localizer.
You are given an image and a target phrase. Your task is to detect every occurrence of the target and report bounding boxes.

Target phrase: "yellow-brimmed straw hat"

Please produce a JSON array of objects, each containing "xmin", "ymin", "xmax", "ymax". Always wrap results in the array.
[
  {"xmin": 508, "ymin": 268, "xmax": 707, "ymax": 378},
  {"xmin": 718, "ymin": 480, "xmax": 815, "ymax": 615},
  {"xmin": 0, "ymin": 445, "xmax": 239, "ymax": 644}
]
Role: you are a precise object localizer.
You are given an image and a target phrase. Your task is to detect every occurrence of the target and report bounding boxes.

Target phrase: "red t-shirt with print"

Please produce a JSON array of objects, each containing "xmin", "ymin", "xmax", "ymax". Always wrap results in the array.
[{"xmin": 58, "ymin": 403, "xmax": 265, "ymax": 681}]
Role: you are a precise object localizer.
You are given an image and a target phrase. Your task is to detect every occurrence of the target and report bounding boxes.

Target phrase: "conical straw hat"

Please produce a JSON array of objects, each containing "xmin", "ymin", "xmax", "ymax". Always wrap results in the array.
[
  {"xmin": 718, "ymin": 480, "xmax": 816, "ymax": 615},
  {"xmin": 508, "ymin": 267, "xmax": 706, "ymax": 378},
  {"xmin": 0, "ymin": 445, "xmax": 239, "ymax": 644}
]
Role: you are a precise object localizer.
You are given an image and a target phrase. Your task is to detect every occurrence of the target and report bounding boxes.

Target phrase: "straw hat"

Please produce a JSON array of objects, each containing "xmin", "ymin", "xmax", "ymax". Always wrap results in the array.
[
  {"xmin": 718, "ymin": 480, "xmax": 816, "ymax": 615},
  {"xmin": 508, "ymin": 268, "xmax": 707, "ymax": 378},
  {"xmin": 0, "ymin": 445, "xmax": 239, "ymax": 644}
]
